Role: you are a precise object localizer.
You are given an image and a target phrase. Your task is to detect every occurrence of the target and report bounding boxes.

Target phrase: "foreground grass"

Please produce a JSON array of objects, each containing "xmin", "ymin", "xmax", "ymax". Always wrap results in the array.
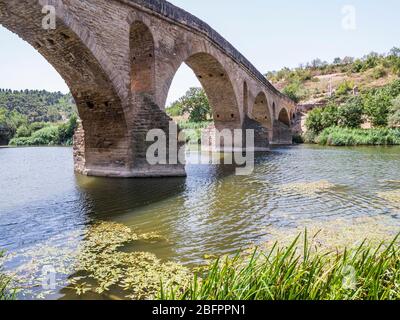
[
  {"xmin": 0, "ymin": 251, "xmax": 15, "ymax": 300},
  {"xmin": 315, "ymin": 127, "xmax": 400, "ymax": 146},
  {"xmin": 160, "ymin": 233, "xmax": 400, "ymax": 300}
]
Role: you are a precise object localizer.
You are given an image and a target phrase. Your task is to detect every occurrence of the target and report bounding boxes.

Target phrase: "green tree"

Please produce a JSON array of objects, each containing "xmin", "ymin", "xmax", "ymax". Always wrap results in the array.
[
  {"xmin": 306, "ymin": 108, "xmax": 324, "ymax": 134},
  {"xmin": 283, "ymin": 80, "xmax": 307, "ymax": 103},
  {"xmin": 338, "ymin": 98, "xmax": 364, "ymax": 128},
  {"xmin": 171, "ymin": 88, "xmax": 212, "ymax": 123},
  {"xmin": 388, "ymin": 95, "xmax": 400, "ymax": 128}
]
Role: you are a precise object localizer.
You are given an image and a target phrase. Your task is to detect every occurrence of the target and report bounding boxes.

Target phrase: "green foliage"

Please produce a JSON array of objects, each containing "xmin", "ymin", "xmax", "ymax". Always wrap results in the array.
[
  {"xmin": 178, "ymin": 120, "xmax": 212, "ymax": 144},
  {"xmin": 0, "ymin": 107, "xmax": 28, "ymax": 143},
  {"xmin": 168, "ymin": 88, "xmax": 212, "ymax": 123},
  {"xmin": 389, "ymin": 95, "xmax": 400, "ymax": 128},
  {"xmin": 282, "ymin": 80, "xmax": 307, "ymax": 103},
  {"xmin": 305, "ymin": 108, "xmax": 324, "ymax": 134},
  {"xmin": 9, "ymin": 115, "xmax": 78, "ymax": 146},
  {"xmin": 337, "ymin": 98, "xmax": 364, "ymax": 128},
  {"xmin": 15, "ymin": 125, "xmax": 31, "ymax": 138},
  {"xmin": 336, "ymin": 80, "xmax": 354, "ymax": 96},
  {"xmin": 317, "ymin": 127, "xmax": 400, "ymax": 146},
  {"xmin": 363, "ymin": 81, "xmax": 400, "ymax": 127},
  {"xmin": 1, "ymin": 250, "xmax": 15, "ymax": 300},
  {"xmin": 372, "ymin": 66, "xmax": 387, "ymax": 79},
  {"xmin": 0, "ymin": 89, "xmax": 76, "ymax": 122},
  {"xmin": 160, "ymin": 234, "xmax": 400, "ymax": 300},
  {"xmin": 166, "ymin": 101, "xmax": 185, "ymax": 117}
]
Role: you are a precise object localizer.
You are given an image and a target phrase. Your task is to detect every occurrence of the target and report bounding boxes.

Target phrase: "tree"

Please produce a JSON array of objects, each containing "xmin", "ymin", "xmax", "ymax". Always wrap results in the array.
[
  {"xmin": 283, "ymin": 80, "xmax": 307, "ymax": 103},
  {"xmin": 170, "ymin": 88, "xmax": 211, "ymax": 123},
  {"xmin": 388, "ymin": 95, "xmax": 400, "ymax": 128},
  {"xmin": 363, "ymin": 89, "xmax": 391, "ymax": 127},
  {"xmin": 338, "ymin": 98, "xmax": 364, "ymax": 128},
  {"xmin": 306, "ymin": 108, "xmax": 324, "ymax": 134},
  {"xmin": 333, "ymin": 57, "xmax": 342, "ymax": 65}
]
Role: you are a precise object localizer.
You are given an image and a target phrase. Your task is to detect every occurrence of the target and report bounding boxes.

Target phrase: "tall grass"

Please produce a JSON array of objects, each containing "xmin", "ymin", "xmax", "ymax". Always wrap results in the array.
[
  {"xmin": 0, "ymin": 250, "xmax": 15, "ymax": 300},
  {"xmin": 317, "ymin": 127, "xmax": 400, "ymax": 146},
  {"xmin": 160, "ymin": 233, "xmax": 400, "ymax": 300}
]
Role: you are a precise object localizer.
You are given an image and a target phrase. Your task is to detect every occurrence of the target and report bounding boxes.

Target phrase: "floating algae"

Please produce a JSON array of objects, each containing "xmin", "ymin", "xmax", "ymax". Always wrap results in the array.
[
  {"xmin": 3, "ymin": 221, "xmax": 191, "ymax": 300},
  {"xmin": 262, "ymin": 216, "xmax": 400, "ymax": 255},
  {"xmin": 279, "ymin": 180, "xmax": 336, "ymax": 196},
  {"xmin": 377, "ymin": 189, "xmax": 400, "ymax": 206}
]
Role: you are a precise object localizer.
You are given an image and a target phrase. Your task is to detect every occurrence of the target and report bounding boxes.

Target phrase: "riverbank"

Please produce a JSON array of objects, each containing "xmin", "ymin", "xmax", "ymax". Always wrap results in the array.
[
  {"xmin": 159, "ymin": 215, "xmax": 400, "ymax": 300},
  {"xmin": 303, "ymin": 127, "xmax": 400, "ymax": 146},
  {"xmin": 161, "ymin": 233, "xmax": 400, "ymax": 300}
]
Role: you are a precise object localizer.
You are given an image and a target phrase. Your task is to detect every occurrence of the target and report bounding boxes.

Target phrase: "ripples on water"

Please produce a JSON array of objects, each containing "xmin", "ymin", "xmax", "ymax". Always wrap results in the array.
[{"xmin": 0, "ymin": 145, "xmax": 399, "ymax": 297}]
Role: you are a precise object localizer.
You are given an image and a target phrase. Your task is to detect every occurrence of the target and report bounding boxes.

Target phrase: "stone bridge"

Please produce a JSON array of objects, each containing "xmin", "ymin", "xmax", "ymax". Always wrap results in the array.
[{"xmin": 0, "ymin": 0, "xmax": 296, "ymax": 177}]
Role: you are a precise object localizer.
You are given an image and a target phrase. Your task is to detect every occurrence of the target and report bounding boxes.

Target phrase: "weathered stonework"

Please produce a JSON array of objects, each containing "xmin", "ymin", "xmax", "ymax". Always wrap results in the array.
[{"xmin": 0, "ymin": 0, "xmax": 296, "ymax": 177}]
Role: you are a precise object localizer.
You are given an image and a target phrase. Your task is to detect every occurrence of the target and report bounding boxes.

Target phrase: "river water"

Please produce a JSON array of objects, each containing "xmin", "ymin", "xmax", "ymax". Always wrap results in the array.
[{"xmin": 0, "ymin": 145, "xmax": 399, "ymax": 299}]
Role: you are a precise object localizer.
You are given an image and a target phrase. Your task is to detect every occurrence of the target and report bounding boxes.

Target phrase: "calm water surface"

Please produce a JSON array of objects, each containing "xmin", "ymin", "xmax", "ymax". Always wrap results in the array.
[{"xmin": 0, "ymin": 145, "xmax": 399, "ymax": 298}]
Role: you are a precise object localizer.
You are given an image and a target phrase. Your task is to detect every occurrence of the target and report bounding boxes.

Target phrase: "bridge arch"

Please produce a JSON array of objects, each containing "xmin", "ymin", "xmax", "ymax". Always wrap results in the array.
[
  {"xmin": 165, "ymin": 52, "xmax": 241, "ymax": 126},
  {"xmin": 278, "ymin": 108, "xmax": 291, "ymax": 127},
  {"xmin": 251, "ymin": 92, "xmax": 273, "ymax": 130},
  {"xmin": 0, "ymin": 0, "xmax": 130, "ymax": 176}
]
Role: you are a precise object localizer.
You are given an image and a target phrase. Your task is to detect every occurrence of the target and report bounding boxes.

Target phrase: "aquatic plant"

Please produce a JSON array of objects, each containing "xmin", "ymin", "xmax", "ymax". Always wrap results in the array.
[
  {"xmin": 279, "ymin": 180, "xmax": 336, "ymax": 196},
  {"xmin": 378, "ymin": 190, "xmax": 400, "ymax": 206},
  {"xmin": 160, "ymin": 232, "xmax": 400, "ymax": 300},
  {"xmin": 2, "ymin": 221, "xmax": 191, "ymax": 300}
]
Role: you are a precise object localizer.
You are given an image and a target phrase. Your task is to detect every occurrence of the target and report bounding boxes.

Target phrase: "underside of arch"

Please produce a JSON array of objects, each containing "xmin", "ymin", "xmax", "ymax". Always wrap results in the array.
[
  {"xmin": 278, "ymin": 108, "xmax": 290, "ymax": 127},
  {"xmin": 251, "ymin": 92, "xmax": 272, "ymax": 129},
  {"xmin": 185, "ymin": 53, "xmax": 240, "ymax": 126}
]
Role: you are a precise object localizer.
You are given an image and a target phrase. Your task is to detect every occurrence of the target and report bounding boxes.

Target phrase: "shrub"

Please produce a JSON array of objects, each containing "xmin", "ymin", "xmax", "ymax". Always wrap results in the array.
[
  {"xmin": 336, "ymin": 80, "xmax": 354, "ymax": 96},
  {"xmin": 283, "ymin": 80, "xmax": 307, "ymax": 103},
  {"xmin": 9, "ymin": 115, "xmax": 77, "ymax": 146},
  {"xmin": 166, "ymin": 101, "xmax": 185, "ymax": 117},
  {"xmin": 337, "ymin": 98, "xmax": 364, "ymax": 128},
  {"xmin": 317, "ymin": 127, "xmax": 400, "ymax": 146},
  {"xmin": 305, "ymin": 108, "xmax": 324, "ymax": 134},
  {"xmin": 372, "ymin": 66, "xmax": 387, "ymax": 79},
  {"xmin": 15, "ymin": 125, "xmax": 31, "ymax": 138},
  {"xmin": 389, "ymin": 95, "xmax": 400, "ymax": 128}
]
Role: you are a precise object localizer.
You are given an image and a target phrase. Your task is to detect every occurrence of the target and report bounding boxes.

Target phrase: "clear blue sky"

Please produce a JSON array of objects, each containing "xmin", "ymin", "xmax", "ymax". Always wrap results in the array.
[{"xmin": 0, "ymin": 0, "xmax": 399, "ymax": 104}]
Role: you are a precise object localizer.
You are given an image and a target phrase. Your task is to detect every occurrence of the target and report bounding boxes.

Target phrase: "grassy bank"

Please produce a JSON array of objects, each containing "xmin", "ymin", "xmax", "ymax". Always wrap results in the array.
[
  {"xmin": 160, "ymin": 233, "xmax": 400, "ymax": 300},
  {"xmin": 308, "ymin": 127, "xmax": 400, "ymax": 146}
]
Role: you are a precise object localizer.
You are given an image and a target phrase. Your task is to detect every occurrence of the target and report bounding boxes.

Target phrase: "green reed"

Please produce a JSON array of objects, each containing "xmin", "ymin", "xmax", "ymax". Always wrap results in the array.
[
  {"xmin": 160, "ymin": 232, "xmax": 400, "ymax": 300},
  {"xmin": 0, "ymin": 250, "xmax": 15, "ymax": 300}
]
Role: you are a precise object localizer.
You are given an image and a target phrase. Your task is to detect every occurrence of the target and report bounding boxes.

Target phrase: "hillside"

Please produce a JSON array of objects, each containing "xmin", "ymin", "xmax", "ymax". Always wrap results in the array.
[
  {"xmin": 0, "ymin": 90, "xmax": 77, "ymax": 145},
  {"xmin": 267, "ymin": 48, "xmax": 400, "ymax": 105},
  {"xmin": 0, "ymin": 89, "xmax": 76, "ymax": 123},
  {"xmin": 266, "ymin": 48, "xmax": 400, "ymax": 136}
]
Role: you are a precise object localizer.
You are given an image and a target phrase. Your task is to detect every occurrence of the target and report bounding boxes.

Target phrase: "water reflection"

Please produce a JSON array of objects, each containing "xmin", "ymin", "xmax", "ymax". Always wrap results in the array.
[{"xmin": 0, "ymin": 145, "xmax": 400, "ymax": 298}]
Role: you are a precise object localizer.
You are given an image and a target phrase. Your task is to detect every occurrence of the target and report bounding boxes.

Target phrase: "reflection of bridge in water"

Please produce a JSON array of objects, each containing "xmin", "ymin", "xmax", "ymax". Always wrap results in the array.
[{"xmin": 0, "ymin": 0, "xmax": 295, "ymax": 177}]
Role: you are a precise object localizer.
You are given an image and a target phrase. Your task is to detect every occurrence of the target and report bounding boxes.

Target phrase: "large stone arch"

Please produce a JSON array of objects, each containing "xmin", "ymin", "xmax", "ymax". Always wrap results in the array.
[
  {"xmin": 251, "ymin": 92, "xmax": 273, "ymax": 130},
  {"xmin": 0, "ymin": 0, "xmax": 130, "ymax": 176}
]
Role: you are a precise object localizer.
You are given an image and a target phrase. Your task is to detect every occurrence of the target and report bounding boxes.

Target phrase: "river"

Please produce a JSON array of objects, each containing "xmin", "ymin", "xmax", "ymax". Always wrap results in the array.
[{"xmin": 0, "ymin": 145, "xmax": 399, "ymax": 299}]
